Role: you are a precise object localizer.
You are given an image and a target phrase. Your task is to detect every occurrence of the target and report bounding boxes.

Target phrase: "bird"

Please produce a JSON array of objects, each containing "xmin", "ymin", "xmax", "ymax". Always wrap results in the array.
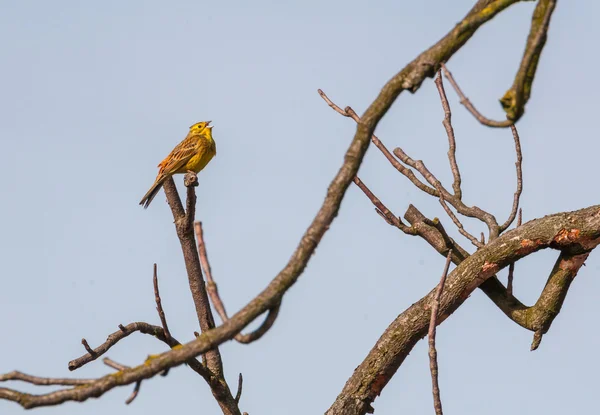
[{"xmin": 139, "ymin": 121, "xmax": 216, "ymax": 208}]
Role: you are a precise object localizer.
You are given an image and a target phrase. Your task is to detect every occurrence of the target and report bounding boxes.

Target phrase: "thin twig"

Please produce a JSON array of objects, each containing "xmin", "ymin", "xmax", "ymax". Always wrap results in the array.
[
  {"xmin": 506, "ymin": 209, "xmax": 522, "ymax": 297},
  {"xmin": 393, "ymin": 147, "xmax": 500, "ymax": 239},
  {"xmin": 0, "ymin": 1, "xmax": 557, "ymax": 409},
  {"xmin": 441, "ymin": 63, "xmax": 513, "ymax": 128},
  {"xmin": 68, "ymin": 322, "xmax": 211, "ymax": 383},
  {"xmin": 531, "ymin": 329, "xmax": 544, "ymax": 351},
  {"xmin": 318, "ymin": 89, "xmax": 438, "ymax": 197},
  {"xmin": 234, "ymin": 373, "xmax": 243, "ymax": 404},
  {"xmin": 234, "ymin": 304, "xmax": 282, "ymax": 343},
  {"xmin": 153, "ymin": 264, "xmax": 172, "ymax": 342},
  {"xmin": 499, "ymin": 126, "xmax": 523, "ymax": 232},
  {"xmin": 436, "ymin": 185, "xmax": 483, "ymax": 248},
  {"xmin": 319, "ymin": 88, "xmax": 500, "ymax": 240},
  {"xmin": 195, "ymin": 221, "xmax": 228, "ymax": 322},
  {"xmin": 428, "ymin": 250, "xmax": 453, "ymax": 415},
  {"xmin": 434, "ymin": 70, "xmax": 462, "ymax": 199},
  {"xmin": 0, "ymin": 371, "xmax": 92, "ymax": 386},
  {"xmin": 103, "ymin": 358, "xmax": 142, "ymax": 405},
  {"xmin": 352, "ymin": 176, "xmax": 416, "ymax": 234},
  {"xmin": 2, "ymin": 205, "xmax": 598, "ymax": 412},
  {"xmin": 81, "ymin": 339, "xmax": 96, "ymax": 356},
  {"xmin": 103, "ymin": 358, "xmax": 127, "ymax": 371}
]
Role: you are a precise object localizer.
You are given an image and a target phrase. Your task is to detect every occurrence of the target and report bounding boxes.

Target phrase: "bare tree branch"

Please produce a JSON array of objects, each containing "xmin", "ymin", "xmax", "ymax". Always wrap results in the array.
[
  {"xmin": 507, "ymin": 209, "xmax": 522, "ymax": 297},
  {"xmin": 234, "ymin": 373, "xmax": 243, "ymax": 404},
  {"xmin": 153, "ymin": 263, "xmax": 172, "ymax": 342},
  {"xmin": 327, "ymin": 205, "xmax": 600, "ymax": 415},
  {"xmin": 441, "ymin": 1, "xmax": 556, "ymax": 125},
  {"xmin": 319, "ymin": 87, "xmax": 499, "ymax": 244},
  {"xmin": 352, "ymin": 176, "xmax": 416, "ymax": 234},
  {"xmin": 441, "ymin": 63, "xmax": 514, "ymax": 128},
  {"xmin": 435, "ymin": 184, "xmax": 483, "ymax": 248},
  {"xmin": 68, "ymin": 322, "xmax": 211, "ymax": 381},
  {"xmin": 81, "ymin": 339, "xmax": 96, "ymax": 357},
  {"xmin": 162, "ymin": 175, "xmax": 223, "ymax": 376},
  {"xmin": 499, "ymin": 127, "xmax": 524, "ymax": 232},
  {"xmin": 0, "ymin": 371, "xmax": 93, "ymax": 386},
  {"xmin": 500, "ymin": 0, "xmax": 557, "ymax": 121},
  {"xmin": 393, "ymin": 145, "xmax": 500, "ymax": 240},
  {"xmin": 163, "ymin": 175, "xmax": 240, "ymax": 415},
  {"xmin": 318, "ymin": 89, "xmax": 438, "ymax": 197},
  {"xmin": 428, "ymin": 250, "xmax": 453, "ymax": 415},
  {"xmin": 103, "ymin": 358, "xmax": 142, "ymax": 405},
  {"xmin": 434, "ymin": 71, "xmax": 462, "ymax": 199},
  {"xmin": 0, "ymin": 0, "xmax": 561, "ymax": 411}
]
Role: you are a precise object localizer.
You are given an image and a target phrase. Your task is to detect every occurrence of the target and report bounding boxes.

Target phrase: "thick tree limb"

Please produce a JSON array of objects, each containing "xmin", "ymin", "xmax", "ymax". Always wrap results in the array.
[
  {"xmin": 403, "ymin": 205, "xmax": 585, "ymax": 344},
  {"xmin": 0, "ymin": 0, "xmax": 551, "ymax": 410},
  {"xmin": 441, "ymin": 0, "xmax": 556, "ymax": 125},
  {"xmin": 500, "ymin": 0, "xmax": 557, "ymax": 121},
  {"xmin": 163, "ymin": 175, "xmax": 239, "ymax": 415},
  {"xmin": 326, "ymin": 205, "xmax": 600, "ymax": 415}
]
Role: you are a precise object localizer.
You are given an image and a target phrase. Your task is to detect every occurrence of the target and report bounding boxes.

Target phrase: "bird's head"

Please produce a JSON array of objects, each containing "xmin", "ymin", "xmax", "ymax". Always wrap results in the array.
[{"xmin": 189, "ymin": 121, "xmax": 213, "ymax": 135}]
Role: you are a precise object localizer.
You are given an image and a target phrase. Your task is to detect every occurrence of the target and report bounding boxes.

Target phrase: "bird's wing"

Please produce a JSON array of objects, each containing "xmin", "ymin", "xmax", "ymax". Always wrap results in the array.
[{"xmin": 157, "ymin": 135, "xmax": 199, "ymax": 175}]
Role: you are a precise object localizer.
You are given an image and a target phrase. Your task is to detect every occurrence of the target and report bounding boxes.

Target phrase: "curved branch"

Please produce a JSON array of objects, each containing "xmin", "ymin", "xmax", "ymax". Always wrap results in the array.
[
  {"xmin": 434, "ymin": 71, "xmax": 462, "ymax": 199},
  {"xmin": 441, "ymin": 63, "xmax": 514, "ymax": 128},
  {"xmin": 0, "ymin": 0, "xmax": 541, "ymax": 409},
  {"xmin": 499, "ymin": 126, "xmax": 524, "ymax": 232},
  {"xmin": 500, "ymin": 0, "xmax": 557, "ymax": 121},
  {"xmin": 318, "ymin": 89, "xmax": 438, "ymax": 197},
  {"xmin": 326, "ymin": 204, "xmax": 600, "ymax": 414},
  {"xmin": 67, "ymin": 322, "xmax": 211, "ymax": 381},
  {"xmin": 393, "ymin": 146, "xmax": 499, "ymax": 239},
  {"xmin": 234, "ymin": 303, "xmax": 281, "ymax": 344},
  {"xmin": 403, "ymin": 205, "xmax": 589, "ymax": 344}
]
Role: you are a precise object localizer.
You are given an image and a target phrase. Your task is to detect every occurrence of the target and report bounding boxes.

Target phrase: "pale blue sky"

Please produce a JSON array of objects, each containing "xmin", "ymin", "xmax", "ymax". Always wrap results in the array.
[{"xmin": 1, "ymin": 1, "xmax": 599, "ymax": 414}]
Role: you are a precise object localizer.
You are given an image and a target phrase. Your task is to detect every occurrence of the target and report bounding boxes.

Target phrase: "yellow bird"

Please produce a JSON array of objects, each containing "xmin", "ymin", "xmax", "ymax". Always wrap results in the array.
[{"xmin": 139, "ymin": 121, "xmax": 216, "ymax": 208}]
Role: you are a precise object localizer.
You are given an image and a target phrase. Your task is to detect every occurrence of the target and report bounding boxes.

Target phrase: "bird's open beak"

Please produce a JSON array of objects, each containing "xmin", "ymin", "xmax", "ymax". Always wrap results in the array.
[{"xmin": 206, "ymin": 121, "xmax": 212, "ymax": 125}]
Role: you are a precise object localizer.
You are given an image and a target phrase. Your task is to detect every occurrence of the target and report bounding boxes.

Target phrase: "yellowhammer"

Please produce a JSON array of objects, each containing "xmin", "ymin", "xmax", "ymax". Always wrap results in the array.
[{"xmin": 139, "ymin": 121, "xmax": 216, "ymax": 208}]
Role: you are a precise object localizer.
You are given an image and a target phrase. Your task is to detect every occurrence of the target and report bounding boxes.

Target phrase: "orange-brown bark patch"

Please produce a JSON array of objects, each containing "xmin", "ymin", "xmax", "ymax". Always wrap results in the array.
[
  {"xmin": 516, "ymin": 238, "xmax": 544, "ymax": 255},
  {"xmin": 553, "ymin": 228, "xmax": 581, "ymax": 245}
]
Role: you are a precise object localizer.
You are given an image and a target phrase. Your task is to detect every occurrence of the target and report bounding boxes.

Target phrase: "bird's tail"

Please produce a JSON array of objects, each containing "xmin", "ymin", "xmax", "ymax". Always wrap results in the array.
[{"xmin": 139, "ymin": 176, "xmax": 167, "ymax": 209}]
